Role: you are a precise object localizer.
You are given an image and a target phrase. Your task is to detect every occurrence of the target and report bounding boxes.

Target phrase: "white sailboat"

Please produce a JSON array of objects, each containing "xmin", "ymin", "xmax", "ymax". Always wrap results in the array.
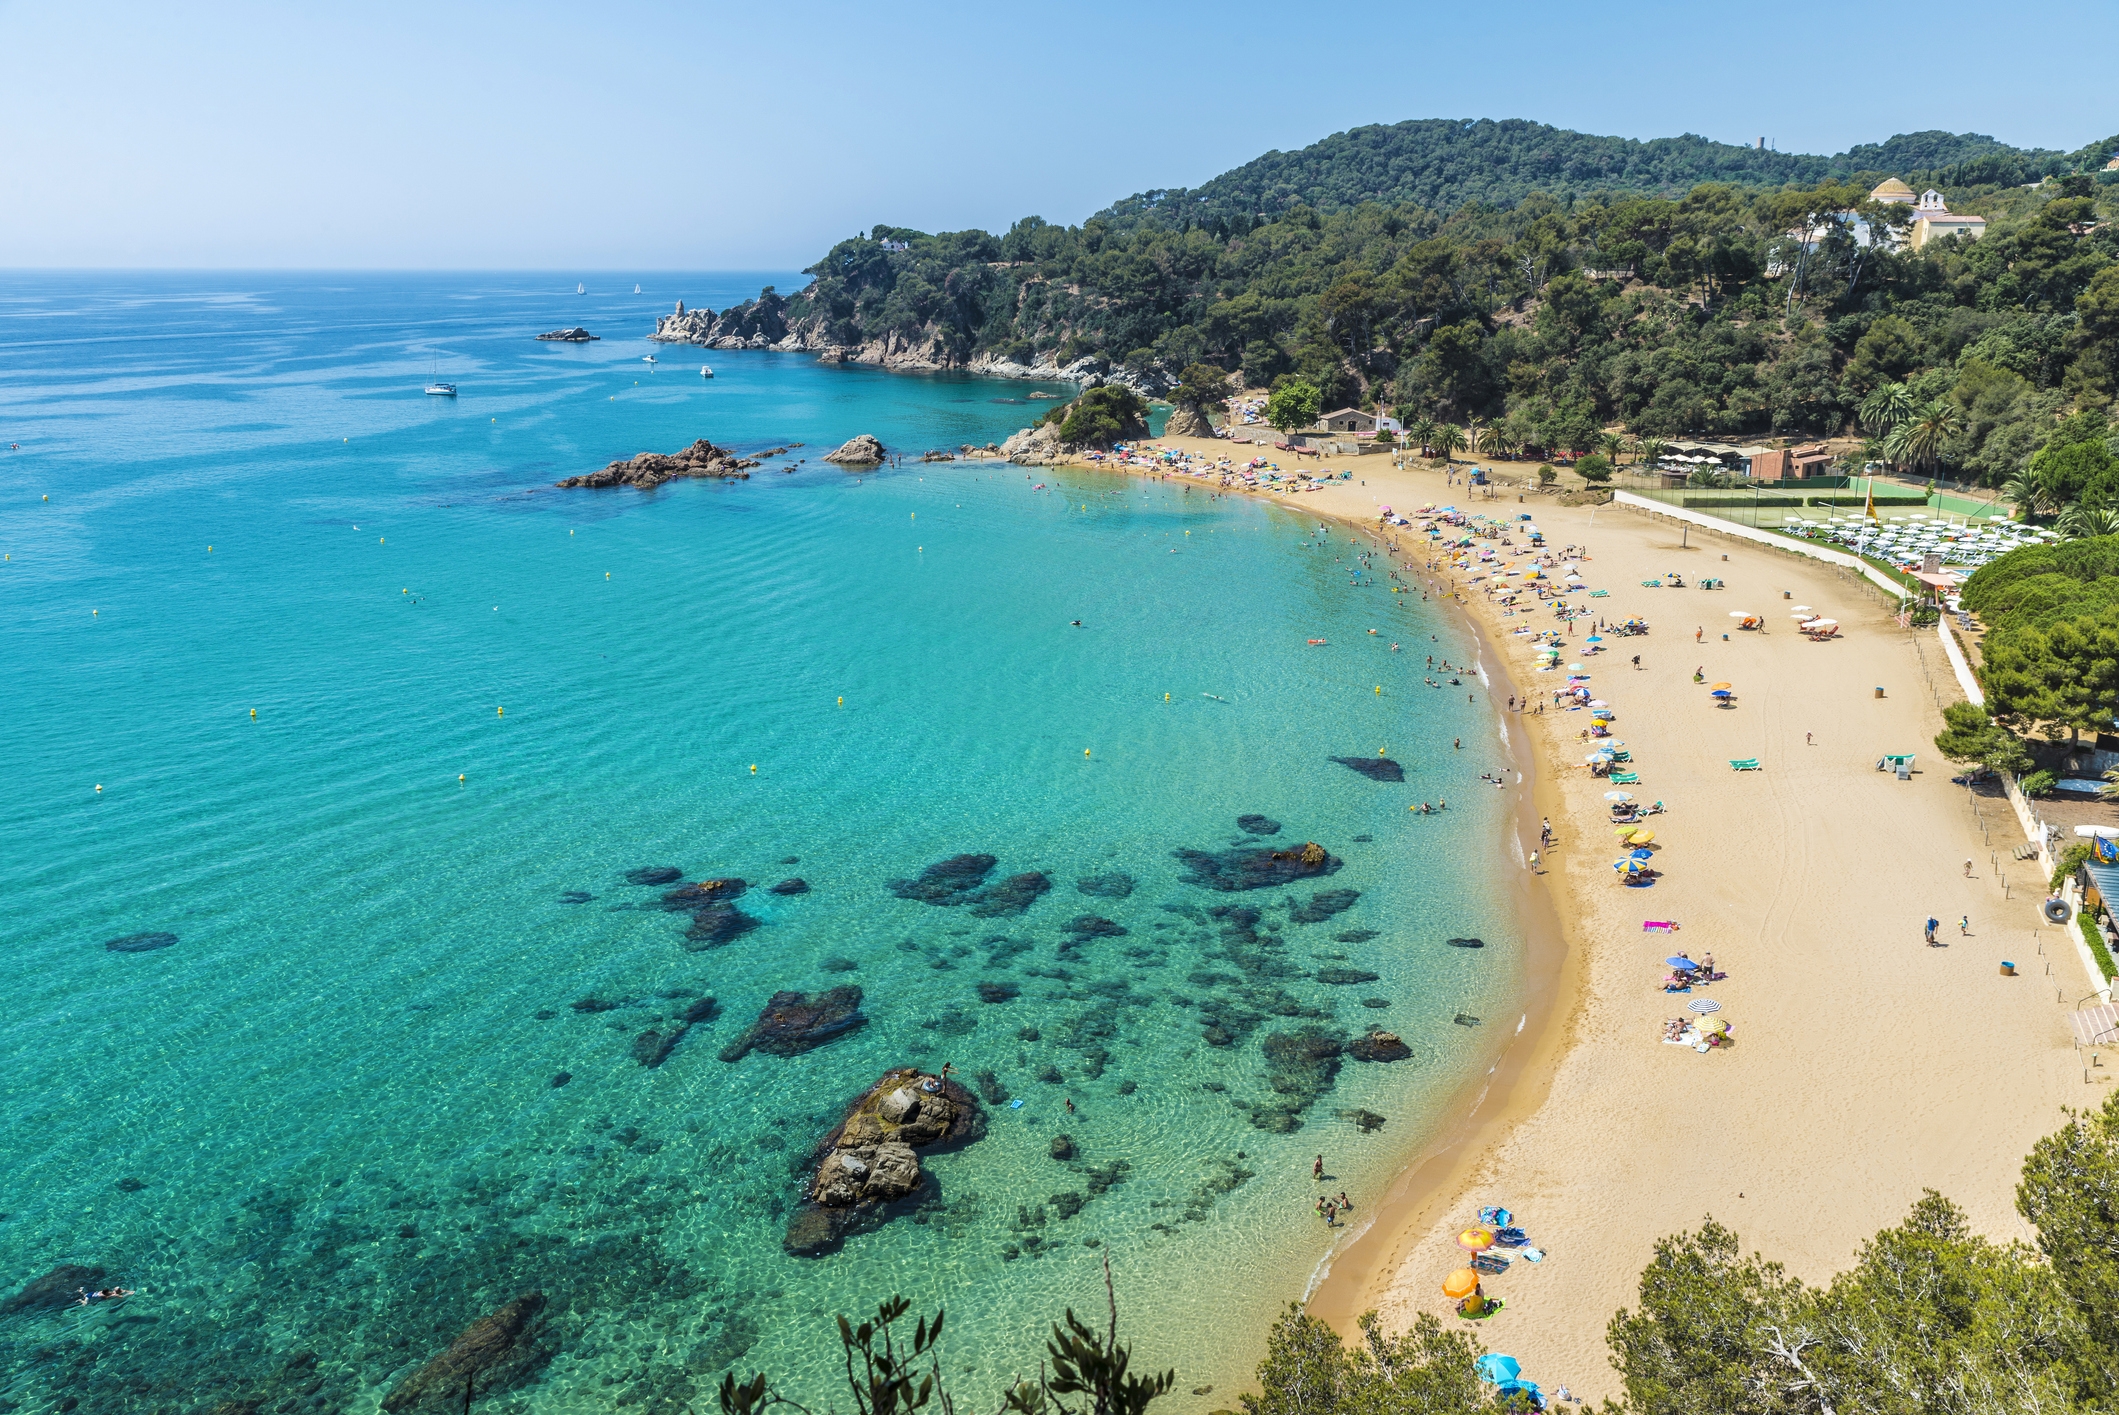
[
  {"xmin": 577, "ymin": 281, "xmax": 586, "ymax": 295},
  {"xmin": 634, "ymin": 284, "xmax": 641, "ymax": 294},
  {"xmin": 424, "ymin": 357, "xmax": 456, "ymax": 396}
]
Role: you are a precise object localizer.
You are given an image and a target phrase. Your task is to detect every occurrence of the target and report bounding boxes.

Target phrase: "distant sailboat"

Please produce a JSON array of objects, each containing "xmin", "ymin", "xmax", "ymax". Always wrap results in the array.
[
  {"xmin": 577, "ymin": 281, "xmax": 586, "ymax": 295},
  {"xmin": 634, "ymin": 284, "xmax": 641, "ymax": 294},
  {"xmin": 425, "ymin": 357, "xmax": 456, "ymax": 396}
]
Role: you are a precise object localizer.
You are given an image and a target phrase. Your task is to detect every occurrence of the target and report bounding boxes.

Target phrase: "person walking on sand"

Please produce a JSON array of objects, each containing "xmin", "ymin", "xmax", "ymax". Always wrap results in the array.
[
  {"xmin": 1964, "ymin": 858, "xmax": 1974, "ymax": 878},
  {"xmin": 1529, "ymin": 851, "xmax": 1540, "ymax": 873},
  {"xmin": 1696, "ymin": 626, "xmax": 1703, "ymax": 643},
  {"xmin": 1925, "ymin": 916, "xmax": 1940, "ymax": 946},
  {"xmin": 1314, "ymin": 1154, "xmax": 1325, "ymax": 1181},
  {"xmin": 1960, "ymin": 915, "xmax": 1971, "ymax": 936}
]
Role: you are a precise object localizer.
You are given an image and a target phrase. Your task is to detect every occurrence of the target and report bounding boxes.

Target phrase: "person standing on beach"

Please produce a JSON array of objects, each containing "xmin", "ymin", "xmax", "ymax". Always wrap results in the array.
[
  {"xmin": 1696, "ymin": 626, "xmax": 1703, "ymax": 643},
  {"xmin": 1925, "ymin": 916, "xmax": 1939, "ymax": 945},
  {"xmin": 1314, "ymin": 1154, "xmax": 1324, "ymax": 1180}
]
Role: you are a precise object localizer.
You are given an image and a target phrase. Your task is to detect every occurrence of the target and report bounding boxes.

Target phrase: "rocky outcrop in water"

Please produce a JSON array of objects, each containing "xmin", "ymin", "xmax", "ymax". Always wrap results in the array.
[
  {"xmin": 556, "ymin": 439, "xmax": 760, "ymax": 490},
  {"xmin": 1173, "ymin": 840, "xmax": 1340, "ymax": 891},
  {"xmin": 718, "ymin": 987, "xmax": 866, "ymax": 1062},
  {"xmin": 783, "ymin": 1068, "xmax": 985, "ymax": 1256},
  {"xmin": 823, "ymin": 434, "xmax": 886, "ymax": 466},
  {"xmin": 998, "ymin": 422, "xmax": 1066, "ymax": 466},
  {"xmin": 1349, "ymin": 1030, "xmax": 1412, "ymax": 1062},
  {"xmin": 381, "ymin": 1292, "xmax": 550, "ymax": 1412},
  {"xmin": 536, "ymin": 327, "xmax": 598, "ymax": 341}
]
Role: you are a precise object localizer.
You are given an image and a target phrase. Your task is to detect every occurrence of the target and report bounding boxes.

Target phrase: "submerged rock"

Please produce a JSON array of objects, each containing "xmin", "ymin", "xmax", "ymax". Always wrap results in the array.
[
  {"xmin": 104, "ymin": 932, "xmax": 177, "ymax": 953},
  {"xmin": 661, "ymin": 878, "xmax": 748, "ymax": 907},
  {"xmin": 3, "ymin": 1264, "xmax": 110, "ymax": 1313},
  {"xmin": 1076, "ymin": 872, "xmax": 1136, "ymax": 899},
  {"xmin": 976, "ymin": 980, "xmax": 1019, "ymax": 1004},
  {"xmin": 1061, "ymin": 914, "xmax": 1127, "ymax": 938},
  {"xmin": 968, "ymin": 871, "xmax": 1051, "ymax": 918},
  {"xmin": 633, "ymin": 1028, "xmax": 684, "ymax": 1068},
  {"xmin": 1049, "ymin": 1133, "xmax": 1077, "ymax": 1160},
  {"xmin": 784, "ymin": 1068, "xmax": 985, "ymax": 1255},
  {"xmin": 380, "ymin": 1292, "xmax": 549, "ymax": 1412},
  {"xmin": 1343, "ymin": 1108, "xmax": 1388, "ymax": 1132},
  {"xmin": 558, "ymin": 891, "xmax": 595, "ymax": 904},
  {"xmin": 1349, "ymin": 1030, "xmax": 1412, "ymax": 1062},
  {"xmin": 1315, "ymin": 967, "xmax": 1381, "ymax": 985},
  {"xmin": 719, "ymin": 987, "xmax": 866, "ymax": 1062},
  {"xmin": 890, "ymin": 854, "xmax": 997, "ymax": 905},
  {"xmin": 768, "ymin": 877, "xmax": 811, "ymax": 895},
  {"xmin": 625, "ymin": 866, "xmax": 684, "ymax": 886},
  {"xmin": 1335, "ymin": 928, "xmax": 1379, "ymax": 943},
  {"xmin": 1329, "ymin": 755, "xmax": 1406, "ymax": 783},
  {"xmin": 683, "ymin": 904, "xmax": 762, "ymax": 950},
  {"xmin": 1235, "ymin": 814, "xmax": 1282, "ymax": 836},
  {"xmin": 1173, "ymin": 840, "xmax": 1340, "ymax": 892},
  {"xmin": 1290, "ymin": 888, "xmax": 1361, "ymax": 923},
  {"xmin": 1446, "ymin": 937, "xmax": 1485, "ymax": 949}
]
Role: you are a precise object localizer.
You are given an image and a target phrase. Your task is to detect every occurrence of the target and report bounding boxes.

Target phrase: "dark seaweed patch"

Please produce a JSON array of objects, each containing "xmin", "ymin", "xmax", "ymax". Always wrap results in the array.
[
  {"xmin": 1315, "ymin": 967, "xmax": 1381, "ymax": 985},
  {"xmin": 1360, "ymin": 997, "xmax": 1392, "ymax": 1009},
  {"xmin": 976, "ymin": 980, "xmax": 1020, "ymax": 1004},
  {"xmin": 1245, "ymin": 1027, "xmax": 1347, "ymax": 1132},
  {"xmin": 1335, "ymin": 928, "xmax": 1379, "ymax": 943},
  {"xmin": 570, "ymin": 996, "xmax": 624, "ymax": 1013},
  {"xmin": 1446, "ymin": 937, "xmax": 1485, "ymax": 949},
  {"xmin": 1329, "ymin": 755, "xmax": 1405, "ymax": 783},
  {"xmin": 889, "ymin": 853, "xmax": 997, "ymax": 905},
  {"xmin": 1076, "ymin": 872, "xmax": 1136, "ymax": 899},
  {"xmin": 1289, "ymin": 888, "xmax": 1361, "ymax": 923},
  {"xmin": 1236, "ymin": 814, "xmax": 1282, "ymax": 836},
  {"xmin": 1343, "ymin": 1108, "xmax": 1387, "ymax": 1132},
  {"xmin": 559, "ymin": 891, "xmax": 596, "ymax": 904},
  {"xmin": 104, "ymin": 932, "xmax": 177, "ymax": 953},
  {"xmin": 821, "ymin": 956, "xmax": 860, "ymax": 973},
  {"xmin": 625, "ymin": 866, "xmax": 684, "ymax": 886},
  {"xmin": 1061, "ymin": 914, "xmax": 1128, "ymax": 938},
  {"xmin": 718, "ymin": 987, "xmax": 866, "ymax": 1062}
]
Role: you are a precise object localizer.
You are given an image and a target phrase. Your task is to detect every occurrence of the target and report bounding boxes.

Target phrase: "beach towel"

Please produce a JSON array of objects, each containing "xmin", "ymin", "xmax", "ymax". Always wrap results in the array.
[
  {"xmin": 1520, "ymin": 1248, "xmax": 1544, "ymax": 1262},
  {"xmin": 1642, "ymin": 921, "xmax": 1680, "ymax": 932}
]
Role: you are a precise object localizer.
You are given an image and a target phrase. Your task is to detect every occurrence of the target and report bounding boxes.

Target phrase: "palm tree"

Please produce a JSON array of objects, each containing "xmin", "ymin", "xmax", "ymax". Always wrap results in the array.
[
  {"xmin": 1859, "ymin": 382, "xmax": 1916, "ymax": 439},
  {"xmin": 1634, "ymin": 437, "xmax": 1667, "ymax": 471},
  {"xmin": 2099, "ymin": 766, "xmax": 2119, "ymax": 802},
  {"xmin": 1474, "ymin": 423, "xmax": 1508, "ymax": 456},
  {"xmin": 2057, "ymin": 501, "xmax": 2119, "ymax": 539},
  {"xmin": 1407, "ymin": 416, "xmax": 1438, "ymax": 457},
  {"xmin": 1596, "ymin": 431, "xmax": 1627, "ymax": 467},
  {"xmin": 2001, "ymin": 471, "xmax": 2052, "ymax": 522},
  {"xmin": 1687, "ymin": 467, "xmax": 1730, "ymax": 489},
  {"xmin": 1883, "ymin": 399, "xmax": 1963, "ymax": 483},
  {"xmin": 1433, "ymin": 424, "xmax": 1467, "ymax": 463}
]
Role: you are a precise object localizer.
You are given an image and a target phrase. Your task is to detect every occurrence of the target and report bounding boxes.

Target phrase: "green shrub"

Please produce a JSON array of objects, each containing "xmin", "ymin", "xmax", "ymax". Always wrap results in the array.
[
  {"xmin": 2023, "ymin": 768, "xmax": 2058, "ymax": 797},
  {"xmin": 1577, "ymin": 453, "xmax": 1612, "ymax": 484},
  {"xmin": 1056, "ymin": 385, "xmax": 1148, "ymax": 447},
  {"xmin": 2081, "ymin": 908, "xmax": 2118, "ymax": 981},
  {"xmin": 1537, "ymin": 464, "xmax": 1558, "ymax": 487}
]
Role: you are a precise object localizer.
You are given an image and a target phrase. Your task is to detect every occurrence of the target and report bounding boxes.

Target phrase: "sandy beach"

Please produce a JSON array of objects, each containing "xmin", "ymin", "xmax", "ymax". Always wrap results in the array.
[{"xmin": 1048, "ymin": 432, "xmax": 2102, "ymax": 1404}]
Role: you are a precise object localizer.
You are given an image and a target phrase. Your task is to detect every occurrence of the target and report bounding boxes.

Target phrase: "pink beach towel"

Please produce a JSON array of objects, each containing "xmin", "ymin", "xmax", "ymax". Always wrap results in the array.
[{"xmin": 1642, "ymin": 921, "xmax": 1680, "ymax": 932}]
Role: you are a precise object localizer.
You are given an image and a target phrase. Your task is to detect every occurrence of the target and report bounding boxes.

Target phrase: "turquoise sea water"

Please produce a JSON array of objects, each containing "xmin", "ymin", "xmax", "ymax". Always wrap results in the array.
[{"xmin": 0, "ymin": 274, "xmax": 1522, "ymax": 1415}]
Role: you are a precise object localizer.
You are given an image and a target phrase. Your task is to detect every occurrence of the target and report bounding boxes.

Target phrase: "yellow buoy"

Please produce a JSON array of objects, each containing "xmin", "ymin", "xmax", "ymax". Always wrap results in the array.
[
  {"xmin": 1084, "ymin": 748, "xmax": 1092, "ymax": 757},
  {"xmin": 379, "ymin": 537, "xmax": 384, "ymax": 544},
  {"xmin": 95, "ymin": 784, "xmax": 102, "ymax": 793},
  {"xmin": 1376, "ymin": 685, "xmax": 1382, "ymax": 695},
  {"xmin": 43, "ymin": 495, "xmax": 48, "ymax": 501},
  {"xmin": 605, "ymin": 572, "xmax": 610, "ymax": 579},
  {"xmin": 1164, "ymin": 693, "xmax": 1170, "ymax": 701},
  {"xmin": 458, "ymin": 773, "xmax": 465, "ymax": 784},
  {"xmin": 837, "ymin": 696, "xmax": 844, "ymax": 707},
  {"xmin": 208, "ymin": 546, "xmax": 213, "ymax": 553},
  {"xmin": 250, "ymin": 709, "xmax": 257, "ymax": 719},
  {"xmin": 497, "ymin": 706, "xmax": 504, "ymax": 716},
  {"xmin": 402, "ymin": 588, "xmax": 408, "ymax": 594},
  {"xmin": 750, "ymin": 764, "xmax": 757, "ymax": 774}
]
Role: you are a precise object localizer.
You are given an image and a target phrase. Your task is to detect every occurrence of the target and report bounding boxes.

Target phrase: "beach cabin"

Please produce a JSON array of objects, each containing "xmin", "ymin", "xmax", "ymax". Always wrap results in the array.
[{"xmin": 1318, "ymin": 407, "xmax": 1377, "ymax": 434}]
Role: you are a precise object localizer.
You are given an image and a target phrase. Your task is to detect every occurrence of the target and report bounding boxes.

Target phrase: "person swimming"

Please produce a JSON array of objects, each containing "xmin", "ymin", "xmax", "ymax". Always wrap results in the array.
[{"xmin": 75, "ymin": 1287, "xmax": 135, "ymax": 1306}]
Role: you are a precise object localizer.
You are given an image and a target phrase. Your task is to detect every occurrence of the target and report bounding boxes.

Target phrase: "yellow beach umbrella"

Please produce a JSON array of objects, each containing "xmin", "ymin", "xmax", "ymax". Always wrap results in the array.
[
  {"xmin": 1709, "ymin": 682, "xmax": 1732, "ymax": 690},
  {"xmin": 1628, "ymin": 829, "xmax": 1655, "ymax": 845},
  {"xmin": 1457, "ymin": 1226, "xmax": 1497, "ymax": 1251},
  {"xmin": 1442, "ymin": 1268, "xmax": 1481, "ymax": 1299}
]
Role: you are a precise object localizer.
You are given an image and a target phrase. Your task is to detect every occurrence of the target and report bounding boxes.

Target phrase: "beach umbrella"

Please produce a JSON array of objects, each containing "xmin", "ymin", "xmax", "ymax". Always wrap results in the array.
[
  {"xmin": 1630, "ymin": 847, "xmax": 1654, "ymax": 861},
  {"xmin": 1568, "ymin": 663, "xmax": 1586, "ymax": 671},
  {"xmin": 1700, "ymin": 1017, "xmax": 1730, "ymax": 1036},
  {"xmin": 1709, "ymin": 682, "xmax": 1732, "ymax": 690},
  {"xmin": 1457, "ymin": 1226, "xmax": 1497, "ymax": 1251},
  {"xmin": 1587, "ymin": 698, "xmax": 1609, "ymax": 708},
  {"xmin": 1586, "ymin": 634, "xmax": 1603, "ymax": 642},
  {"xmin": 1628, "ymin": 829, "xmax": 1655, "ymax": 844},
  {"xmin": 1710, "ymin": 689, "xmax": 1733, "ymax": 699},
  {"xmin": 1444, "ymin": 1269, "xmax": 1482, "ymax": 1300},
  {"xmin": 1475, "ymin": 1354, "xmax": 1522, "ymax": 1384},
  {"xmin": 1687, "ymin": 998, "xmax": 1722, "ymax": 1014},
  {"xmin": 1728, "ymin": 610, "xmax": 1750, "ymax": 618},
  {"xmin": 1665, "ymin": 956, "xmax": 1695, "ymax": 968},
  {"xmin": 1604, "ymin": 790, "xmax": 1632, "ymax": 801}
]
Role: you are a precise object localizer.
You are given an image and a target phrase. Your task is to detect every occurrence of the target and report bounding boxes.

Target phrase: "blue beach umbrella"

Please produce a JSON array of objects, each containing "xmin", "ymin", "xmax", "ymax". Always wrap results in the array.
[
  {"xmin": 1631, "ymin": 847, "xmax": 1654, "ymax": 861},
  {"xmin": 1476, "ymin": 1354, "xmax": 1522, "ymax": 1384},
  {"xmin": 1665, "ymin": 956, "xmax": 1695, "ymax": 968}
]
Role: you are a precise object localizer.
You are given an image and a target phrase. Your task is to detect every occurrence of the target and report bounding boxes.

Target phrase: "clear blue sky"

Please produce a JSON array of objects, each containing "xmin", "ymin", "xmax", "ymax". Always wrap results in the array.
[{"xmin": 4, "ymin": 0, "xmax": 2113, "ymax": 270}]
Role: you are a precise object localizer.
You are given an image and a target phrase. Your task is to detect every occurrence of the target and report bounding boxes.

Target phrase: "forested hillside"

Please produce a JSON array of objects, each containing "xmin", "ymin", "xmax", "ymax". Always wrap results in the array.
[
  {"xmin": 1092, "ymin": 119, "xmax": 2075, "ymax": 233},
  {"xmin": 691, "ymin": 120, "xmax": 2119, "ymax": 486}
]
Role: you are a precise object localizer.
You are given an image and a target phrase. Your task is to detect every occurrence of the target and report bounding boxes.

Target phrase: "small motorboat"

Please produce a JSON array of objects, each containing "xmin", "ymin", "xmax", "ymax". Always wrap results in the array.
[
  {"xmin": 425, "ymin": 382, "xmax": 456, "ymax": 397},
  {"xmin": 642, "ymin": 355, "xmax": 657, "ymax": 365},
  {"xmin": 700, "ymin": 366, "xmax": 714, "ymax": 379}
]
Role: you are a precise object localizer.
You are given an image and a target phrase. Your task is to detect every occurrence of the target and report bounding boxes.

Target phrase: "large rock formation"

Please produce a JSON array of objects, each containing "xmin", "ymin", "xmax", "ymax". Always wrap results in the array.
[
  {"xmin": 784, "ymin": 1068, "xmax": 985, "ymax": 1255},
  {"xmin": 556, "ymin": 439, "xmax": 760, "ymax": 489},
  {"xmin": 998, "ymin": 422, "xmax": 1066, "ymax": 466},
  {"xmin": 823, "ymin": 434, "xmax": 886, "ymax": 466},
  {"xmin": 536, "ymin": 327, "xmax": 598, "ymax": 342},
  {"xmin": 1164, "ymin": 403, "xmax": 1215, "ymax": 438},
  {"xmin": 381, "ymin": 1293, "xmax": 549, "ymax": 1412}
]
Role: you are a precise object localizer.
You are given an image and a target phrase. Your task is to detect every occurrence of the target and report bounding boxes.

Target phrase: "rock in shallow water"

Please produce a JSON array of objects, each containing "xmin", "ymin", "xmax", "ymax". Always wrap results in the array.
[
  {"xmin": 684, "ymin": 904, "xmax": 762, "ymax": 950},
  {"xmin": 768, "ymin": 877, "xmax": 811, "ymax": 895},
  {"xmin": 1173, "ymin": 840, "xmax": 1340, "ymax": 892},
  {"xmin": 1349, "ymin": 1030, "xmax": 1412, "ymax": 1062},
  {"xmin": 1075, "ymin": 872, "xmax": 1136, "ymax": 899},
  {"xmin": 1315, "ymin": 967, "xmax": 1381, "ymax": 985},
  {"xmin": 719, "ymin": 987, "xmax": 866, "ymax": 1062},
  {"xmin": 784, "ymin": 1068, "xmax": 985, "ymax": 1255},
  {"xmin": 1329, "ymin": 755, "xmax": 1406, "ymax": 783},
  {"xmin": 625, "ymin": 866, "xmax": 684, "ymax": 886},
  {"xmin": 1290, "ymin": 888, "xmax": 1361, "ymax": 923},
  {"xmin": 1061, "ymin": 914, "xmax": 1127, "ymax": 938},
  {"xmin": 1235, "ymin": 814, "xmax": 1282, "ymax": 836},
  {"xmin": 890, "ymin": 853, "xmax": 997, "ymax": 905},
  {"xmin": 380, "ymin": 1292, "xmax": 549, "ymax": 1411},
  {"xmin": 104, "ymin": 932, "xmax": 177, "ymax": 953}
]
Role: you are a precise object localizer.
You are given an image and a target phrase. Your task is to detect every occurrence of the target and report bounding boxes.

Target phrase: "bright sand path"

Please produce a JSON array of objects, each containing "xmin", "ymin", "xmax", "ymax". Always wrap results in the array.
[{"xmin": 1058, "ymin": 436, "xmax": 2099, "ymax": 1403}]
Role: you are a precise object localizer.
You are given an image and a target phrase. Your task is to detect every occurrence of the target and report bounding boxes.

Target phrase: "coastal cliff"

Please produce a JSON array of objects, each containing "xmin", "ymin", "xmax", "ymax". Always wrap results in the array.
[{"xmin": 648, "ymin": 293, "xmax": 1164, "ymax": 396}]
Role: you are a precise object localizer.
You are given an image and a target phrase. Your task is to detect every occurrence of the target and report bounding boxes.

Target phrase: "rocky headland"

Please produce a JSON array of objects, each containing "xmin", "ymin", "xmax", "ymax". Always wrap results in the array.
[
  {"xmin": 647, "ymin": 293, "xmax": 1168, "ymax": 396},
  {"xmin": 556, "ymin": 439, "xmax": 760, "ymax": 490},
  {"xmin": 783, "ymin": 1067, "xmax": 985, "ymax": 1256}
]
